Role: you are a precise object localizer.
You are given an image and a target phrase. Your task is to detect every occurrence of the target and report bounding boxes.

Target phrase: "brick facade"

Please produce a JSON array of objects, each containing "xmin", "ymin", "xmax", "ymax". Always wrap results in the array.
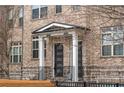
[{"xmin": 8, "ymin": 5, "xmax": 124, "ymax": 82}]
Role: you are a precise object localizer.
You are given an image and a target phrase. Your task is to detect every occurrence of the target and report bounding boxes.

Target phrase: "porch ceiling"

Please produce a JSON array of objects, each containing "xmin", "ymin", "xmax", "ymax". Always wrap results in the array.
[{"xmin": 32, "ymin": 22, "xmax": 90, "ymax": 34}]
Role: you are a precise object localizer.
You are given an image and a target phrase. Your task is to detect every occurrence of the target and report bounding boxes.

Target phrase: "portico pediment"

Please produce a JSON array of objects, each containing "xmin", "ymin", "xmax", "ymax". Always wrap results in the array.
[{"xmin": 32, "ymin": 22, "xmax": 86, "ymax": 34}]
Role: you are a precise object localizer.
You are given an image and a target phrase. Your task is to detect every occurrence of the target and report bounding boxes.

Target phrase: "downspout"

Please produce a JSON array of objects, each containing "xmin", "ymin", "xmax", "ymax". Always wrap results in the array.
[{"xmin": 21, "ymin": 5, "xmax": 24, "ymax": 80}]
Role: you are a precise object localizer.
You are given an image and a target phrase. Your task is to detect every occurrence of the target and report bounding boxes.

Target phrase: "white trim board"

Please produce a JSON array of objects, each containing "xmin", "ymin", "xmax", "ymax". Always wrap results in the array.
[{"xmin": 36, "ymin": 23, "xmax": 74, "ymax": 33}]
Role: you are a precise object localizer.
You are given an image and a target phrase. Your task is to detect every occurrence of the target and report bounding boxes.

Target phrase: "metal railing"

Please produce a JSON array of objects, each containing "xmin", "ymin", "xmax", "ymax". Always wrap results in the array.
[{"xmin": 56, "ymin": 81, "xmax": 124, "ymax": 87}]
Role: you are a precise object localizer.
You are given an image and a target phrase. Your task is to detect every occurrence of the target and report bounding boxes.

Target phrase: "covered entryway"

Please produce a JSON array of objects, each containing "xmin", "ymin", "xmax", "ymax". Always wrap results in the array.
[{"xmin": 32, "ymin": 22, "xmax": 89, "ymax": 81}]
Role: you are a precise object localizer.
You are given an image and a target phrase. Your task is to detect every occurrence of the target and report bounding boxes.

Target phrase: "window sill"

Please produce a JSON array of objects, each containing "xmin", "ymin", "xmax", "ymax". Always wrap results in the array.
[
  {"xmin": 71, "ymin": 9, "xmax": 81, "ymax": 13},
  {"xmin": 100, "ymin": 55, "xmax": 124, "ymax": 58},
  {"xmin": 31, "ymin": 58, "xmax": 39, "ymax": 61},
  {"xmin": 31, "ymin": 16, "xmax": 48, "ymax": 21},
  {"xmin": 9, "ymin": 63, "xmax": 22, "ymax": 65},
  {"xmin": 54, "ymin": 13, "xmax": 62, "ymax": 16},
  {"xmin": 31, "ymin": 58, "xmax": 47, "ymax": 61}
]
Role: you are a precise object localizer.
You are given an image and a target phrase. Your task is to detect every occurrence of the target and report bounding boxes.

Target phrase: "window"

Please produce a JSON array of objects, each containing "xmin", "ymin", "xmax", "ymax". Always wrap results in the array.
[
  {"xmin": 32, "ymin": 36, "xmax": 46, "ymax": 59},
  {"xmin": 32, "ymin": 36, "xmax": 39, "ymax": 58},
  {"xmin": 102, "ymin": 26, "xmax": 124, "ymax": 56},
  {"xmin": 19, "ymin": 6, "xmax": 23, "ymax": 27},
  {"xmin": 32, "ymin": 5, "xmax": 39, "ymax": 19},
  {"xmin": 8, "ymin": 9, "xmax": 13, "ymax": 28},
  {"xmin": 56, "ymin": 5, "xmax": 62, "ymax": 13},
  {"xmin": 9, "ymin": 9, "xmax": 13, "ymax": 20},
  {"xmin": 40, "ymin": 5, "xmax": 47, "ymax": 18},
  {"xmin": 32, "ymin": 5, "xmax": 47, "ymax": 19},
  {"xmin": 72, "ymin": 5, "xmax": 81, "ymax": 11},
  {"xmin": 10, "ymin": 42, "xmax": 22, "ymax": 63}
]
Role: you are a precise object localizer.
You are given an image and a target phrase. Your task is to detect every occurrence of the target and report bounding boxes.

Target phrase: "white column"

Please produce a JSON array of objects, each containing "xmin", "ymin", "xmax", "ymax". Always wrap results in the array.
[
  {"xmin": 39, "ymin": 36, "xmax": 45, "ymax": 80},
  {"xmin": 72, "ymin": 32, "xmax": 78, "ymax": 81}
]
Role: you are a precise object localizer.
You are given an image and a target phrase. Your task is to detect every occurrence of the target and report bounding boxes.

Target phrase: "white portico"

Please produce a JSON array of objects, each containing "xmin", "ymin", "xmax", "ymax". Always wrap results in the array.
[{"xmin": 32, "ymin": 22, "xmax": 88, "ymax": 81}]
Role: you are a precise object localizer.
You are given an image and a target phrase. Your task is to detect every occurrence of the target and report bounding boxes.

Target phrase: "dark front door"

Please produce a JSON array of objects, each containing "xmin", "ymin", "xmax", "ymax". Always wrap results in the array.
[
  {"xmin": 78, "ymin": 41, "xmax": 83, "ymax": 78},
  {"xmin": 54, "ymin": 43, "xmax": 64, "ymax": 77}
]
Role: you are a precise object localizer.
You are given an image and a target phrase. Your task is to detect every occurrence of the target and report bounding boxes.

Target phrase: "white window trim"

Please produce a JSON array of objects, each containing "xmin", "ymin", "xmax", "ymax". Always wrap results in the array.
[{"xmin": 11, "ymin": 43, "xmax": 22, "ymax": 64}]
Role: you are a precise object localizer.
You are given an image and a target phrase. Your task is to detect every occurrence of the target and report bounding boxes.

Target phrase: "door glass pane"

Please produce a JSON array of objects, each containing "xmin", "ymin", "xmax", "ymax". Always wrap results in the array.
[
  {"xmin": 54, "ymin": 43, "xmax": 63, "ymax": 77},
  {"xmin": 78, "ymin": 41, "xmax": 83, "ymax": 78}
]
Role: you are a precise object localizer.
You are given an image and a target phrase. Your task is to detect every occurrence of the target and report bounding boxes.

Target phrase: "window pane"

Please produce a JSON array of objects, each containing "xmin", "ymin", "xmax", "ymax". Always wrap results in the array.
[
  {"xmin": 10, "ymin": 47, "xmax": 12, "ymax": 55},
  {"xmin": 19, "ymin": 17, "xmax": 23, "ymax": 27},
  {"xmin": 36, "ymin": 41, "xmax": 39, "ymax": 49},
  {"xmin": 56, "ymin": 5, "xmax": 62, "ymax": 13},
  {"xmin": 13, "ymin": 47, "xmax": 18, "ymax": 55},
  {"xmin": 72, "ymin": 5, "xmax": 81, "ymax": 11},
  {"xmin": 114, "ymin": 44, "xmax": 123, "ymax": 55},
  {"xmin": 32, "ymin": 5, "xmax": 39, "ymax": 9},
  {"xmin": 102, "ymin": 34, "xmax": 112, "ymax": 45},
  {"xmin": 33, "ymin": 36, "xmax": 39, "ymax": 39},
  {"xmin": 9, "ymin": 10, "xmax": 13, "ymax": 19},
  {"xmin": 33, "ymin": 50, "xmax": 39, "ymax": 58},
  {"xmin": 32, "ymin": 8, "xmax": 39, "ymax": 19},
  {"xmin": 44, "ymin": 49, "xmax": 46, "ymax": 59},
  {"xmin": 33, "ymin": 41, "xmax": 35, "ymax": 49},
  {"xmin": 8, "ymin": 19, "xmax": 13, "ymax": 28},
  {"xmin": 19, "ymin": 47, "xmax": 22, "ymax": 55},
  {"xmin": 40, "ymin": 7, "xmax": 47, "ymax": 18},
  {"xmin": 40, "ymin": 5, "xmax": 47, "ymax": 8},
  {"xmin": 113, "ymin": 31, "xmax": 123, "ymax": 44},
  {"xmin": 11, "ymin": 56, "xmax": 12, "ymax": 63},
  {"xmin": 102, "ymin": 45, "xmax": 111, "ymax": 56},
  {"xmin": 33, "ymin": 41, "xmax": 39, "ymax": 49},
  {"xmin": 13, "ymin": 55, "xmax": 18, "ymax": 63},
  {"xmin": 19, "ymin": 55, "xmax": 22, "ymax": 62},
  {"xmin": 19, "ymin": 8, "xmax": 23, "ymax": 18}
]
